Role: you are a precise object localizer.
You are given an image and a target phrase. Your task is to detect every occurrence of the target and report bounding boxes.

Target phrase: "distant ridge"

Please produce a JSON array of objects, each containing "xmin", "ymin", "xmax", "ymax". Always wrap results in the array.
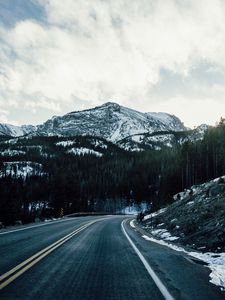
[{"xmin": 0, "ymin": 102, "xmax": 208, "ymax": 151}]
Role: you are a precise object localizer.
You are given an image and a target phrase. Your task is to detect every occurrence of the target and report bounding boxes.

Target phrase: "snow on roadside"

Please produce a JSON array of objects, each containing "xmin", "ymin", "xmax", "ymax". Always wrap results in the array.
[
  {"xmin": 142, "ymin": 235, "xmax": 185, "ymax": 252},
  {"xmin": 130, "ymin": 220, "xmax": 135, "ymax": 228},
  {"xmin": 142, "ymin": 235, "xmax": 225, "ymax": 291},
  {"xmin": 151, "ymin": 229, "xmax": 179, "ymax": 241}
]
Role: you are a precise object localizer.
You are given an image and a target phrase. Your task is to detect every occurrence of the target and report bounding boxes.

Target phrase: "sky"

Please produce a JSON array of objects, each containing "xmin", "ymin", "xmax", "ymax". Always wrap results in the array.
[{"xmin": 1, "ymin": 0, "xmax": 225, "ymax": 128}]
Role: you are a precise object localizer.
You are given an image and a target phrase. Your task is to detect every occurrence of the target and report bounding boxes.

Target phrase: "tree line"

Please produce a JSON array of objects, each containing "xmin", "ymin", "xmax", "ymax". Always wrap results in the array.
[{"xmin": 1, "ymin": 120, "xmax": 225, "ymax": 225}]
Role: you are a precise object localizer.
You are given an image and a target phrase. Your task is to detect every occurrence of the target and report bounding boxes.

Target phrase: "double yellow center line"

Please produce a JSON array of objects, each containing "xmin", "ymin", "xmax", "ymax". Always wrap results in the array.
[{"xmin": 0, "ymin": 220, "xmax": 96, "ymax": 290}]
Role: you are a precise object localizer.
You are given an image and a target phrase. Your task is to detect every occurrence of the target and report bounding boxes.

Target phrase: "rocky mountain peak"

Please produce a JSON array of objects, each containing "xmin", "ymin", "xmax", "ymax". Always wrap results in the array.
[
  {"xmin": 100, "ymin": 102, "xmax": 121, "ymax": 109},
  {"xmin": 0, "ymin": 102, "xmax": 201, "ymax": 150}
]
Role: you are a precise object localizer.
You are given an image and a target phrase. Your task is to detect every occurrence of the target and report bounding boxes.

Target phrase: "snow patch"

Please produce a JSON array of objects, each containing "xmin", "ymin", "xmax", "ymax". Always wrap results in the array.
[
  {"xmin": 151, "ymin": 229, "xmax": 179, "ymax": 241},
  {"xmin": 187, "ymin": 201, "xmax": 194, "ymax": 205},
  {"xmin": 0, "ymin": 150, "xmax": 26, "ymax": 156},
  {"xmin": 67, "ymin": 147, "xmax": 103, "ymax": 157},
  {"xmin": 142, "ymin": 235, "xmax": 225, "ymax": 291},
  {"xmin": 0, "ymin": 161, "xmax": 44, "ymax": 178},
  {"xmin": 90, "ymin": 139, "xmax": 108, "ymax": 149},
  {"xmin": 144, "ymin": 208, "xmax": 167, "ymax": 220},
  {"xmin": 130, "ymin": 220, "xmax": 136, "ymax": 228},
  {"xmin": 56, "ymin": 140, "xmax": 74, "ymax": 147}
]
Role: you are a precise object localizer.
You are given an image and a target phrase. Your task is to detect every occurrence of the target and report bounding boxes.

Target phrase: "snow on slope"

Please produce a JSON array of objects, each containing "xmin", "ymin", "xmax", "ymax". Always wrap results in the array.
[
  {"xmin": 0, "ymin": 161, "xmax": 44, "ymax": 178},
  {"xmin": 0, "ymin": 124, "xmax": 36, "ymax": 137},
  {"xmin": 0, "ymin": 124, "xmax": 24, "ymax": 136},
  {"xmin": 139, "ymin": 175, "xmax": 225, "ymax": 290},
  {"xmin": 56, "ymin": 140, "xmax": 75, "ymax": 147},
  {"xmin": 0, "ymin": 150, "xmax": 26, "ymax": 157},
  {"xmin": 146, "ymin": 112, "xmax": 186, "ymax": 132},
  {"xmin": 67, "ymin": 147, "xmax": 103, "ymax": 157}
]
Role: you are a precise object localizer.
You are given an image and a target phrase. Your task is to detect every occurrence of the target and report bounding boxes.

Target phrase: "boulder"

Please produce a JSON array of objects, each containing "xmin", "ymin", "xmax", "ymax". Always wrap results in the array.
[
  {"xmin": 209, "ymin": 184, "xmax": 225, "ymax": 197},
  {"xmin": 14, "ymin": 220, "xmax": 22, "ymax": 226}
]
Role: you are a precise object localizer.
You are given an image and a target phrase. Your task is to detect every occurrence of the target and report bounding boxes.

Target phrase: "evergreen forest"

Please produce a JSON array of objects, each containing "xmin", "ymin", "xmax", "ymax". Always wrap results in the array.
[{"xmin": 1, "ymin": 120, "xmax": 225, "ymax": 225}]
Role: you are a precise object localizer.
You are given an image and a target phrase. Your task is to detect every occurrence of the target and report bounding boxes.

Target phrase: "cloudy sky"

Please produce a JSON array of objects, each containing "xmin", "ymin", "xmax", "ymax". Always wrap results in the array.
[{"xmin": 1, "ymin": 0, "xmax": 225, "ymax": 128}]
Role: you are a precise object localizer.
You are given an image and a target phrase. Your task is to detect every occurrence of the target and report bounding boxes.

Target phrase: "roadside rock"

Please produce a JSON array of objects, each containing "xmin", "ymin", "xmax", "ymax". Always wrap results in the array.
[
  {"xmin": 14, "ymin": 220, "xmax": 23, "ymax": 226},
  {"xmin": 143, "ymin": 176, "xmax": 225, "ymax": 252}
]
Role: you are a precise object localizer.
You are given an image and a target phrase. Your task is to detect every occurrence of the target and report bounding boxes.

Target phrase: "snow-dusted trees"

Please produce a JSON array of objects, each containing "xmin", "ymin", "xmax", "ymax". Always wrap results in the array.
[{"xmin": 1, "ymin": 121, "xmax": 225, "ymax": 225}]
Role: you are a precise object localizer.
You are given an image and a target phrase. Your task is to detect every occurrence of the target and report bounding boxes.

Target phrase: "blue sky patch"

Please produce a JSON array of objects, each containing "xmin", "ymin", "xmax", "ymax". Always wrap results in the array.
[{"xmin": 0, "ymin": 0, "xmax": 45, "ymax": 27}]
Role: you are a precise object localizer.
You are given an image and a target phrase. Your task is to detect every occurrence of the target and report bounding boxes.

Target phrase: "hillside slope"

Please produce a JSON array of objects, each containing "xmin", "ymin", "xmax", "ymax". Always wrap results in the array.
[
  {"xmin": 0, "ymin": 124, "xmax": 36, "ymax": 137},
  {"xmin": 143, "ymin": 176, "xmax": 225, "ymax": 253}
]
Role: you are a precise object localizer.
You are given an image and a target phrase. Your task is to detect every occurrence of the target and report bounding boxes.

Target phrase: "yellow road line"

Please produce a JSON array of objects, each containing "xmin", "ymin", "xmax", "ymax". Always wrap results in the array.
[
  {"xmin": 0, "ymin": 220, "xmax": 96, "ymax": 290},
  {"xmin": 0, "ymin": 222, "xmax": 90, "ymax": 282}
]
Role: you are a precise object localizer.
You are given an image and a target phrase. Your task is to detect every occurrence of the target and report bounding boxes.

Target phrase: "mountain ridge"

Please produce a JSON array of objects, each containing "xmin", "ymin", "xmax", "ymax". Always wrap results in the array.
[
  {"xmin": 0, "ymin": 102, "xmax": 187, "ymax": 137},
  {"xmin": 0, "ymin": 102, "xmax": 209, "ymax": 150}
]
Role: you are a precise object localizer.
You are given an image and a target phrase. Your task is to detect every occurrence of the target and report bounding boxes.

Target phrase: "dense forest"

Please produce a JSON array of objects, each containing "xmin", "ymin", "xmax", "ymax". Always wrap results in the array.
[{"xmin": 1, "ymin": 120, "xmax": 225, "ymax": 225}]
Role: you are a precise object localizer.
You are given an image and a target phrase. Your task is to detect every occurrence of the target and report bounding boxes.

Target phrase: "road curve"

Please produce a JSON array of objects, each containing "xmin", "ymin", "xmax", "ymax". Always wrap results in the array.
[{"xmin": 0, "ymin": 216, "xmax": 224, "ymax": 300}]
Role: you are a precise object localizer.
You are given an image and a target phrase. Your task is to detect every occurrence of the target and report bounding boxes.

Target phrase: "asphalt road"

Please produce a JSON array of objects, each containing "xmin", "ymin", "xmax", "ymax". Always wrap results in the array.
[{"xmin": 0, "ymin": 216, "xmax": 224, "ymax": 300}]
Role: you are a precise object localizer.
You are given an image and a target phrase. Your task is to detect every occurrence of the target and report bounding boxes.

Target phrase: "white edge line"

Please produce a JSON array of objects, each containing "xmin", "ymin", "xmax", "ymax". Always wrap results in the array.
[
  {"xmin": 121, "ymin": 220, "xmax": 175, "ymax": 300},
  {"xmin": 0, "ymin": 218, "xmax": 78, "ymax": 235}
]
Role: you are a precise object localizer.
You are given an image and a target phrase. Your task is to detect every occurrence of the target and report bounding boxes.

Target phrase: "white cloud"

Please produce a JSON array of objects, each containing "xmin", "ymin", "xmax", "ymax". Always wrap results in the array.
[
  {"xmin": 145, "ymin": 95, "xmax": 225, "ymax": 128},
  {"xmin": 0, "ymin": 106, "xmax": 19, "ymax": 125},
  {"xmin": 1, "ymin": 0, "xmax": 225, "ymax": 125}
]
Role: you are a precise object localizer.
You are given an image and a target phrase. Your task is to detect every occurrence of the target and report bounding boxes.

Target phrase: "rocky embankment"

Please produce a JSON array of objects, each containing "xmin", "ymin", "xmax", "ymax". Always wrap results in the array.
[{"xmin": 143, "ymin": 176, "xmax": 225, "ymax": 253}]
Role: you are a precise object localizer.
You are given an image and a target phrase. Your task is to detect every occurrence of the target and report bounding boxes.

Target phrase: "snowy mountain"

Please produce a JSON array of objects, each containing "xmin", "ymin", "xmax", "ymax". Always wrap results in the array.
[
  {"xmin": 0, "ymin": 123, "xmax": 36, "ymax": 137},
  {"xmin": 188, "ymin": 124, "xmax": 210, "ymax": 142},
  {"xmin": 36, "ymin": 102, "xmax": 187, "ymax": 141},
  {"xmin": 117, "ymin": 124, "xmax": 209, "ymax": 151},
  {"xmin": 0, "ymin": 102, "xmax": 208, "ymax": 151}
]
